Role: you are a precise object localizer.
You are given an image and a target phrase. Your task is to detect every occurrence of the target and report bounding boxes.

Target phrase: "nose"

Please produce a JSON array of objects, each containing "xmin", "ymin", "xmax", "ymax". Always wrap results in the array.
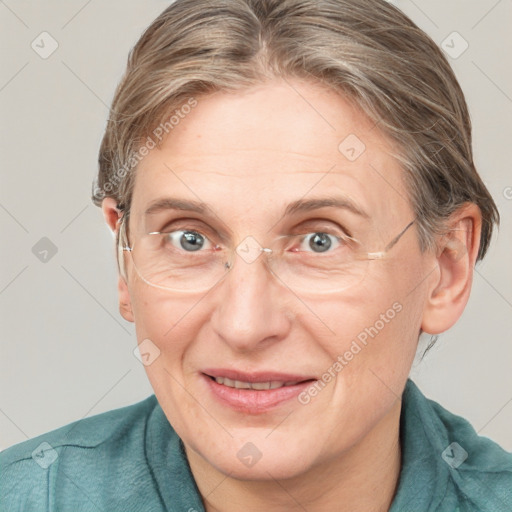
[{"xmin": 209, "ymin": 246, "xmax": 293, "ymax": 353}]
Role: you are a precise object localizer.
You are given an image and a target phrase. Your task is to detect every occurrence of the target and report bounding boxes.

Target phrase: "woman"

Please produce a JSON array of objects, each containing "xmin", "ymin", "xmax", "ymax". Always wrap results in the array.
[{"xmin": 2, "ymin": 0, "xmax": 511, "ymax": 510}]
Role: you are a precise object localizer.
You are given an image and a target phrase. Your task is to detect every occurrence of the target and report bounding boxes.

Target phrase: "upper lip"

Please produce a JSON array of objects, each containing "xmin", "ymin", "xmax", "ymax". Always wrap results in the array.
[{"xmin": 202, "ymin": 368, "xmax": 317, "ymax": 383}]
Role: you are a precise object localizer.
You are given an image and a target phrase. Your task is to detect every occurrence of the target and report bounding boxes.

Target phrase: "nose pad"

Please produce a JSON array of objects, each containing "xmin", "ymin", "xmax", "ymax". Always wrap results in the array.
[{"xmin": 219, "ymin": 236, "xmax": 277, "ymax": 288}]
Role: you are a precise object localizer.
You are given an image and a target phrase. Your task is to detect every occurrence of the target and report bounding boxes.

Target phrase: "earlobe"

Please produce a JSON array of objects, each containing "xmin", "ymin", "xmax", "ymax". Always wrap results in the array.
[
  {"xmin": 421, "ymin": 204, "xmax": 482, "ymax": 335},
  {"xmin": 118, "ymin": 275, "xmax": 135, "ymax": 323}
]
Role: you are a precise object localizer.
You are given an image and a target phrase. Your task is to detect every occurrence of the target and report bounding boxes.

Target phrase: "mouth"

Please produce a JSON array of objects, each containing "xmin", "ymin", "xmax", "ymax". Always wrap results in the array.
[
  {"xmin": 201, "ymin": 370, "xmax": 318, "ymax": 413},
  {"xmin": 206, "ymin": 375, "xmax": 309, "ymax": 390}
]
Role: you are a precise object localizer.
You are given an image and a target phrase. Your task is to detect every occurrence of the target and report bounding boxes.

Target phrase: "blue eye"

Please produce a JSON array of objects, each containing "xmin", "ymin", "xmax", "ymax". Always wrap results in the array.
[
  {"xmin": 299, "ymin": 232, "xmax": 343, "ymax": 253},
  {"xmin": 164, "ymin": 230, "xmax": 214, "ymax": 252}
]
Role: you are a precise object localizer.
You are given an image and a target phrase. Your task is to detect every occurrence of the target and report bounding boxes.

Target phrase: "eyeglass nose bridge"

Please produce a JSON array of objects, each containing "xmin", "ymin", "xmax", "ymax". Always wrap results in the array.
[{"xmin": 224, "ymin": 236, "xmax": 276, "ymax": 270}]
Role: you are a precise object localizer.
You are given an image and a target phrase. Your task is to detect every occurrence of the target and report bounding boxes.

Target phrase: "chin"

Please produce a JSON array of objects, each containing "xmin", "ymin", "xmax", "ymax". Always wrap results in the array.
[
  {"xmin": 200, "ymin": 437, "xmax": 317, "ymax": 481},
  {"xmin": 220, "ymin": 456, "xmax": 312, "ymax": 482}
]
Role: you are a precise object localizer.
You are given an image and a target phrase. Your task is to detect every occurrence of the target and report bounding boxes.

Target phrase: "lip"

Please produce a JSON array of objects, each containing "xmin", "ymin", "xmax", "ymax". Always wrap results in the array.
[
  {"xmin": 201, "ymin": 370, "xmax": 317, "ymax": 414},
  {"xmin": 202, "ymin": 368, "xmax": 316, "ymax": 383}
]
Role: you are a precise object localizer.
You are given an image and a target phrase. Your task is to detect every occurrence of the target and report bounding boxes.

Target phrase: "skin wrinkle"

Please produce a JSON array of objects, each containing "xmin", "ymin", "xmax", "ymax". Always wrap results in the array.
[
  {"xmin": 135, "ymin": 165, "xmax": 379, "ymax": 241},
  {"xmin": 102, "ymin": 78, "xmax": 479, "ymax": 512}
]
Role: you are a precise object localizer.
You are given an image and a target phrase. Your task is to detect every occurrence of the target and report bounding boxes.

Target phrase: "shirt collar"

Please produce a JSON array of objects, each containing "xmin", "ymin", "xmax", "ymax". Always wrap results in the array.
[{"xmin": 390, "ymin": 378, "xmax": 450, "ymax": 511}]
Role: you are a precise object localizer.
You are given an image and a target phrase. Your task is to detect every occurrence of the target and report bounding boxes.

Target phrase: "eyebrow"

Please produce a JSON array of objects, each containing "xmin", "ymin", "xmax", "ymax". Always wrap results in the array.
[
  {"xmin": 145, "ymin": 198, "xmax": 209, "ymax": 216},
  {"xmin": 144, "ymin": 195, "xmax": 369, "ymax": 219},
  {"xmin": 284, "ymin": 196, "xmax": 369, "ymax": 219}
]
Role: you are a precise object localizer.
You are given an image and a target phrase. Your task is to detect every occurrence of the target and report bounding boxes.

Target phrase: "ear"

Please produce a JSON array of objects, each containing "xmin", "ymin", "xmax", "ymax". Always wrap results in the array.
[
  {"xmin": 101, "ymin": 197, "xmax": 134, "ymax": 323},
  {"xmin": 421, "ymin": 203, "xmax": 482, "ymax": 334}
]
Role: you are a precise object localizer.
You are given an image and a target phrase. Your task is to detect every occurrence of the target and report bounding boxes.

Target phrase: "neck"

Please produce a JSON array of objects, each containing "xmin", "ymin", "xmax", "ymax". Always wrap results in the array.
[{"xmin": 185, "ymin": 398, "xmax": 403, "ymax": 512}]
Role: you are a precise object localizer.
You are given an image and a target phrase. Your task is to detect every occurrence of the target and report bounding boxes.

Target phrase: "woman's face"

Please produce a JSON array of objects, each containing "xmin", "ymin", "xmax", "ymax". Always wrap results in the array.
[{"xmin": 122, "ymin": 78, "xmax": 435, "ymax": 479}]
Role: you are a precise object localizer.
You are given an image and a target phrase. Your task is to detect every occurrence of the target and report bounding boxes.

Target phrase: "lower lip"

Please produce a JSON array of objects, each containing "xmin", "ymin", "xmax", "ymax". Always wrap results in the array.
[{"xmin": 202, "ymin": 373, "xmax": 316, "ymax": 413}]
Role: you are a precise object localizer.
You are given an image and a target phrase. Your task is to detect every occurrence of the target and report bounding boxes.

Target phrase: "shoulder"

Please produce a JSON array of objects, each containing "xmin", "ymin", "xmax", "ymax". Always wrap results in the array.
[
  {"xmin": 1, "ymin": 394, "xmax": 158, "ymax": 465},
  {"xmin": 0, "ymin": 395, "xmax": 160, "ymax": 511},
  {"xmin": 401, "ymin": 380, "xmax": 512, "ymax": 511}
]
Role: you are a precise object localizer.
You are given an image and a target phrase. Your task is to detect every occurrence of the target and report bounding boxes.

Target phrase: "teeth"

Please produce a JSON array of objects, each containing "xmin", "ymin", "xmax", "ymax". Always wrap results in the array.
[
  {"xmin": 213, "ymin": 376, "xmax": 300, "ymax": 390},
  {"xmin": 251, "ymin": 382, "xmax": 271, "ymax": 390}
]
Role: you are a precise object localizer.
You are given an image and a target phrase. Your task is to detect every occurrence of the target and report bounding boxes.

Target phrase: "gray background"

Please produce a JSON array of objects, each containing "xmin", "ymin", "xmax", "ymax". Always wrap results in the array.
[{"xmin": 1, "ymin": 0, "xmax": 511, "ymax": 452}]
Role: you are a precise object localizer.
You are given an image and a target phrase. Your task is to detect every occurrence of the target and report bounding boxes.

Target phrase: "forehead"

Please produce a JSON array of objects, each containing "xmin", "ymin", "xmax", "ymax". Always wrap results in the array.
[{"xmin": 131, "ymin": 78, "xmax": 412, "ymax": 225}]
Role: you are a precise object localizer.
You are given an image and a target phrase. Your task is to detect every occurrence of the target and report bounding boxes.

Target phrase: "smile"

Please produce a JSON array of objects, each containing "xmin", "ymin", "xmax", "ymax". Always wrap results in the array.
[
  {"xmin": 212, "ymin": 376, "xmax": 302, "ymax": 390},
  {"xmin": 202, "ymin": 373, "xmax": 318, "ymax": 413}
]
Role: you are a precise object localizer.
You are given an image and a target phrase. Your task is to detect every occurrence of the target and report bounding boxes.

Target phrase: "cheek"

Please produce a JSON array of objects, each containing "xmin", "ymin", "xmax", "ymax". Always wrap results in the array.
[
  {"xmin": 128, "ymin": 283, "xmax": 207, "ymax": 379},
  {"xmin": 129, "ymin": 280, "xmax": 196, "ymax": 337},
  {"xmin": 128, "ymin": 285, "xmax": 208, "ymax": 426},
  {"xmin": 305, "ymin": 260, "xmax": 426, "ymax": 388}
]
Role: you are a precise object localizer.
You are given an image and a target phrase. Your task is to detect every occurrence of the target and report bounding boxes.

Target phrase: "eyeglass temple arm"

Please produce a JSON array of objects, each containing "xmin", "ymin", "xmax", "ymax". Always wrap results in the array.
[
  {"xmin": 116, "ymin": 215, "xmax": 131, "ymax": 280},
  {"xmin": 367, "ymin": 220, "xmax": 415, "ymax": 260}
]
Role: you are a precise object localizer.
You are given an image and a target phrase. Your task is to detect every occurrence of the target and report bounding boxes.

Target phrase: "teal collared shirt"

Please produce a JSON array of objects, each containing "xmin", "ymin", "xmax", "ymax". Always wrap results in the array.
[{"xmin": 1, "ymin": 379, "xmax": 511, "ymax": 511}]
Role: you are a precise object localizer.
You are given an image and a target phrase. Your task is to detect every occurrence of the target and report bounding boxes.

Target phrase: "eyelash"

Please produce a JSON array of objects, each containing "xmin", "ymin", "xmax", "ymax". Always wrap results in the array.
[{"xmin": 157, "ymin": 220, "xmax": 353, "ymax": 252}]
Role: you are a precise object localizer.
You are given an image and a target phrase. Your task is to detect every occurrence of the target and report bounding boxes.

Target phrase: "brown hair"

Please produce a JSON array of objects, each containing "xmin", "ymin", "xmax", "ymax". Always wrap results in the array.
[{"xmin": 94, "ymin": 0, "xmax": 499, "ymax": 261}]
